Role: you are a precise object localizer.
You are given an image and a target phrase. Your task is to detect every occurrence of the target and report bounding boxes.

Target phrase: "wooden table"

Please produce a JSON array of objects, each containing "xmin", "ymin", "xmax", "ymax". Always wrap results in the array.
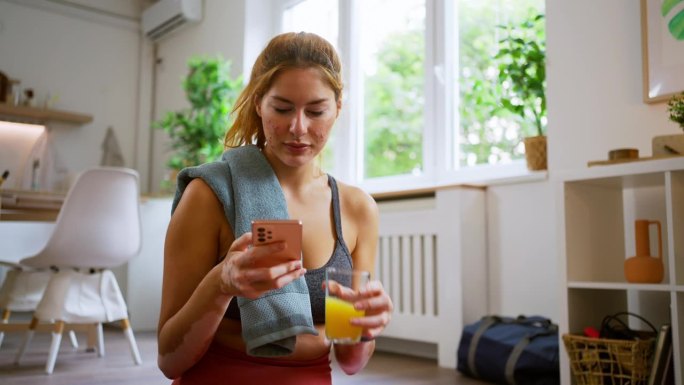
[{"xmin": 0, "ymin": 189, "xmax": 65, "ymax": 221}]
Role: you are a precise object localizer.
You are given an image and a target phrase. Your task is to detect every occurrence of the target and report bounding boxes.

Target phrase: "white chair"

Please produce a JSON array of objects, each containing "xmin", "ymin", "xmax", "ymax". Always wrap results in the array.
[
  {"xmin": 0, "ymin": 217, "xmax": 78, "ymax": 351},
  {"xmin": 12, "ymin": 167, "xmax": 143, "ymax": 374}
]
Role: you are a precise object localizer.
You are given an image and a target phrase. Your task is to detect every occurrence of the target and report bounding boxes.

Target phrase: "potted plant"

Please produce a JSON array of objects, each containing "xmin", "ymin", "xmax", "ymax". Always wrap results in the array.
[
  {"xmin": 154, "ymin": 55, "xmax": 243, "ymax": 190},
  {"xmin": 667, "ymin": 91, "xmax": 684, "ymax": 131},
  {"xmin": 495, "ymin": 13, "xmax": 547, "ymax": 170},
  {"xmin": 653, "ymin": 91, "xmax": 684, "ymax": 157}
]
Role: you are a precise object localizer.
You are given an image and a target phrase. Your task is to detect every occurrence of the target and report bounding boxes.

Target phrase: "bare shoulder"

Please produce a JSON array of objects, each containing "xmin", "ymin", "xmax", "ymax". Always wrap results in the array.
[
  {"xmin": 176, "ymin": 179, "xmax": 221, "ymax": 212},
  {"xmin": 172, "ymin": 178, "xmax": 227, "ymax": 230},
  {"xmin": 336, "ymin": 180, "xmax": 378, "ymax": 222}
]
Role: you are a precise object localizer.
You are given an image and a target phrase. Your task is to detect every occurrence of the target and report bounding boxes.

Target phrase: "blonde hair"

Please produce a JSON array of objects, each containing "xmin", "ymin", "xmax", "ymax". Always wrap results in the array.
[{"xmin": 223, "ymin": 32, "xmax": 343, "ymax": 149}]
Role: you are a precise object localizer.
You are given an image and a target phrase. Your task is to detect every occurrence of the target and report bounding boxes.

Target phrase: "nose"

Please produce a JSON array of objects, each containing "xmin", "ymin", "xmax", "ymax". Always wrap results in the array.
[{"xmin": 290, "ymin": 109, "xmax": 307, "ymax": 139}]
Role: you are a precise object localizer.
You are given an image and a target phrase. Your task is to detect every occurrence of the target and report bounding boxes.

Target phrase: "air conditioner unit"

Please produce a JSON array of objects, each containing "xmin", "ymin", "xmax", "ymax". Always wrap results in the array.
[{"xmin": 142, "ymin": 0, "xmax": 202, "ymax": 42}]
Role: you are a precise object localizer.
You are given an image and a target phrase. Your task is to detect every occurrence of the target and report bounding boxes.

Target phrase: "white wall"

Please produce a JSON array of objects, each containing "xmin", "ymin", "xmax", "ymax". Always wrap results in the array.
[
  {"xmin": 483, "ymin": 0, "xmax": 684, "ymax": 322},
  {"xmin": 547, "ymin": 0, "xmax": 678, "ymax": 170},
  {"xmin": 0, "ymin": 0, "xmax": 143, "ymax": 188},
  {"xmin": 149, "ymin": 0, "xmax": 246, "ymax": 192}
]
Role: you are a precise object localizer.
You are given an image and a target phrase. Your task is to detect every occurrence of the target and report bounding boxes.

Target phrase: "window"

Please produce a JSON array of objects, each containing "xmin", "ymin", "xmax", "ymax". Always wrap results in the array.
[
  {"xmin": 279, "ymin": 0, "xmax": 545, "ymax": 192},
  {"xmin": 357, "ymin": 0, "xmax": 425, "ymax": 180},
  {"xmin": 455, "ymin": 0, "xmax": 545, "ymax": 169}
]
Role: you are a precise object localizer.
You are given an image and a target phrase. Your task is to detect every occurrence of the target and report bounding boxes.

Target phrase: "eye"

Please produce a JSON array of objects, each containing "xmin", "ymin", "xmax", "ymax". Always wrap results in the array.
[
  {"xmin": 307, "ymin": 110, "xmax": 325, "ymax": 117},
  {"xmin": 274, "ymin": 107, "xmax": 292, "ymax": 114}
]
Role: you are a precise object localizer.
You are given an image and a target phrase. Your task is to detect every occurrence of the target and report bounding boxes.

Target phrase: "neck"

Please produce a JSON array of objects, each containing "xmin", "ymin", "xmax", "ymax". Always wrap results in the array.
[{"xmin": 262, "ymin": 148, "xmax": 324, "ymax": 193}]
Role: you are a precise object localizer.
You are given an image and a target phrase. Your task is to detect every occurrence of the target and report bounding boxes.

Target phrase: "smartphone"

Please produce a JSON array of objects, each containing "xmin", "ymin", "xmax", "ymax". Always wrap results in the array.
[{"xmin": 251, "ymin": 219, "xmax": 303, "ymax": 261}]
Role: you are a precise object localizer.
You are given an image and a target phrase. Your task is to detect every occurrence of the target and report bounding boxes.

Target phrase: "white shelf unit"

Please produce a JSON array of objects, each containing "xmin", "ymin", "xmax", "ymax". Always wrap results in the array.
[{"xmin": 556, "ymin": 157, "xmax": 684, "ymax": 385}]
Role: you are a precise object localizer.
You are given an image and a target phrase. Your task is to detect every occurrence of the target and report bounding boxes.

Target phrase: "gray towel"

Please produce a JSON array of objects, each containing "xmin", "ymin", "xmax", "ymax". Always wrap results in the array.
[{"xmin": 171, "ymin": 145, "xmax": 318, "ymax": 357}]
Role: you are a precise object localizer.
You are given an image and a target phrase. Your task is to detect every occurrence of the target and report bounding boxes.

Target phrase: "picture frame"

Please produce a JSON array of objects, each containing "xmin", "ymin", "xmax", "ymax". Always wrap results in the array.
[
  {"xmin": 640, "ymin": 0, "xmax": 684, "ymax": 103},
  {"xmin": 648, "ymin": 324, "xmax": 673, "ymax": 385}
]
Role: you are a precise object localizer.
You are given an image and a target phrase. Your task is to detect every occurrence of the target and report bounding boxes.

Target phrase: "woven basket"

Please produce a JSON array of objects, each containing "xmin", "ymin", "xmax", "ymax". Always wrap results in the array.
[{"xmin": 562, "ymin": 334, "xmax": 656, "ymax": 385}]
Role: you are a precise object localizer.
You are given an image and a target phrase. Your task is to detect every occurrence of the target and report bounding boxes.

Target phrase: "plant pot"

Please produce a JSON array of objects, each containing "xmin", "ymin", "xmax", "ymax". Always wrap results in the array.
[
  {"xmin": 652, "ymin": 133, "xmax": 684, "ymax": 156},
  {"xmin": 524, "ymin": 135, "xmax": 547, "ymax": 171}
]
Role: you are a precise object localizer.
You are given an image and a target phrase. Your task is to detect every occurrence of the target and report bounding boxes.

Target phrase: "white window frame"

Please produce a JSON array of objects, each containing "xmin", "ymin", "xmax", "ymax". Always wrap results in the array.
[{"xmin": 277, "ymin": 0, "xmax": 540, "ymax": 195}]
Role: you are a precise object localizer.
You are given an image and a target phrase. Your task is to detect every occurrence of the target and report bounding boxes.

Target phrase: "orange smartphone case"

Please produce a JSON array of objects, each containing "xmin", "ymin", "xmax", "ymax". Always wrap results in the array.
[{"xmin": 251, "ymin": 219, "xmax": 302, "ymax": 261}]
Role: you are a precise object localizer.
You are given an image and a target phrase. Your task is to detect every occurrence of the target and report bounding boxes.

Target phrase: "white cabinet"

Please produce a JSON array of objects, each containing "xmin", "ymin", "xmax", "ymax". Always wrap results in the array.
[
  {"xmin": 556, "ymin": 157, "xmax": 684, "ymax": 384},
  {"xmin": 375, "ymin": 186, "xmax": 487, "ymax": 368}
]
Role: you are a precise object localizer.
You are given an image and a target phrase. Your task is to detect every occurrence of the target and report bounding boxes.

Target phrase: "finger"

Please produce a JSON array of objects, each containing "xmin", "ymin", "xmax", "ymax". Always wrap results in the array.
[
  {"xmin": 230, "ymin": 232, "xmax": 254, "ymax": 252},
  {"xmin": 350, "ymin": 312, "xmax": 391, "ymax": 328},
  {"xmin": 241, "ymin": 265, "xmax": 307, "ymax": 296},
  {"xmin": 354, "ymin": 295, "xmax": 394, "ymax": 312},
  {"xmin": 241, "ymin": 260, "xmax": 304, "ymax": 286},
  {"xmin": 327, "ymin": 283, "xmax": 361, "ymax": 301},
  {"xmin": 359, "ymin": 280, "xmax": 385, "ymax": 295},
  {"xmin": 271, "ymin": 267, "xmax": 307, "ymax": 289},
  {"xmin": 262, "ymin": 260, "xmax": 304, "ymax": 281}
]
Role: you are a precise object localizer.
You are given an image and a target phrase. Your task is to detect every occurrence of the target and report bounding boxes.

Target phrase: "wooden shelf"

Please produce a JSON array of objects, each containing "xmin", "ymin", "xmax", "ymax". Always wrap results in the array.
[
  {"xmin": 557, "ymin": 162, "xmax": 684, "ymax": 384},
  {"xmin": 0, "ymin": 103, "xmax": 92, "ymax": 125}
]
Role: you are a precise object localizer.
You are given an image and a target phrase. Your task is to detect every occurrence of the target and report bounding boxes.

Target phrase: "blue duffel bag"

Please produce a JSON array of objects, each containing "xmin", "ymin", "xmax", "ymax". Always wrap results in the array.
[{"xmin": 457, "ymin": 315, "xmax": 560, "ymax": 385}]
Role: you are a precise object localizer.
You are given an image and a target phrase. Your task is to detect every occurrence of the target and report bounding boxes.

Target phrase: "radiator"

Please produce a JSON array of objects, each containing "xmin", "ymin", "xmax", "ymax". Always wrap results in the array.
[{"xmin": 375, "ymin": 187, "xmax": 487, "ymax": 368}]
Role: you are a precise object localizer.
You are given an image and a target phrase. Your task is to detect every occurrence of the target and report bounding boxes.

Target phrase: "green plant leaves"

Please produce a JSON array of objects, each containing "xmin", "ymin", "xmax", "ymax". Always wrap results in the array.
[
  {"xmin": 153, "ymin": 55, "xmax": 244, "ymax": 177},
  {"xmin": 668, "ymin": 92, "xmax": 684, "ymax": 130},
  {"xmin": 495, "ymin": 12, "xmax": 546, "ymax": 137}
]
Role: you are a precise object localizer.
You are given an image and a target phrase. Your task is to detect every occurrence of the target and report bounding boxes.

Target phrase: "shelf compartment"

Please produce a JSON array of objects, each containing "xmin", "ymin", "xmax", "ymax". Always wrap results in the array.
[
  {"xmin": 670, "ymin": 171, "xmax": 684, "ymax": 286},
  {"xmin": 564, "ymin": 175, "xmax": 671, "ymax": 284},
  {"xmin": 567, "ymin": 288, "xmax": 671, "ymax": 336}
]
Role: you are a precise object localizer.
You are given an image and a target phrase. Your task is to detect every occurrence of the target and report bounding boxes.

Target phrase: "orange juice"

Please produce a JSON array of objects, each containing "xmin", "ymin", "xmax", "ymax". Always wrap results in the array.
[{"xmin": 325, "ymin": 296, "xmax": 364, "ymax": 342}]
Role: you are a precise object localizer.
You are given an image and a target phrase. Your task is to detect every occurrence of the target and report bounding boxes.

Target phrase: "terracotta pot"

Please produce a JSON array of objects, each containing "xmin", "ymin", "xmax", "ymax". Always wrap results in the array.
[
  {"xmin": 624, "ymin": 219, "xmax": 664, "ymax": 283},
  {"xmin": 524, "ymin": 135, "xmax": 547, "ymax": 171}
]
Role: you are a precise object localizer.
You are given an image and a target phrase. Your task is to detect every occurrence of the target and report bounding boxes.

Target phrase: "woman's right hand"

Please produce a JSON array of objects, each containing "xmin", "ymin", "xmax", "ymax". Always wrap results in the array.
[{"xmin": 219, "ymin": 232, "xmax": 306, "ymax": 299}]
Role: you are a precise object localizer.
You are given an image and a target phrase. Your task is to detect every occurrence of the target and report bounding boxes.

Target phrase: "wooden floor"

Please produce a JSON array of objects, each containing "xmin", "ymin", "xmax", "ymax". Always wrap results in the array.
[{"xmin": 0, "ymin": 326, "xmax": 489, "ymax": 385}]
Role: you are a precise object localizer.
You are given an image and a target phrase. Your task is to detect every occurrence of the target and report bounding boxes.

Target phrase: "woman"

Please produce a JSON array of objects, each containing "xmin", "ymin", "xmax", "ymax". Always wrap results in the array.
[{"xmin": 157, "ymin": 32, "xmax": 393, "ymax": 384}]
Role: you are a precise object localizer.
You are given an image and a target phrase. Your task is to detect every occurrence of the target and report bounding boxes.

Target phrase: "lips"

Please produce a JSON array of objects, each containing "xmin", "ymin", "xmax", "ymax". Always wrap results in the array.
[{"xmin": 284, "ymin": 142, "xmax": 309, "ymax": 152}]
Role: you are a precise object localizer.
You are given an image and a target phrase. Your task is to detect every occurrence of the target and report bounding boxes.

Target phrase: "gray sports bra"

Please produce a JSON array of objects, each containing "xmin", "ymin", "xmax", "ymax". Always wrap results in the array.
[{"xmin": 225, "ymin": 175, "xmax": 353, "ymax": 324}]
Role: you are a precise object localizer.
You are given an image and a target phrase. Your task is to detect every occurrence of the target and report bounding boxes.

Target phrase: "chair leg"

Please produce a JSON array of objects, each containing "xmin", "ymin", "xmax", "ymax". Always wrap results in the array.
[
  {"xmin": 86, "ymin": 323, "xmax": 98, "ymax": 353},
  {"xmin": 96, "ymin": 323, "xmax": 104, "ymax": 357},
  {"xmin": 68, "ymin": 330, "xmax": 79, "ymax": 349},
  {"xmin": 45, "ymin": 321, "xmax": 64, "ymax": 374},
  {"xmin": 15, "ymin": 316, "xmax": 39, "ymax": 364},
  {"xmin": 0, "ymin": 309, "xmax": 10, "ymax": 349},
  {"xmin": 121, "ymin": 319, "xmax": 142, "ymax": 365}
]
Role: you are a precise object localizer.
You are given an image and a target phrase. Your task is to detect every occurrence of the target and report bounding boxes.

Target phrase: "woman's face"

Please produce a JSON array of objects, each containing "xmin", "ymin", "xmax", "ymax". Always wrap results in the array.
[{"xmin": 257, "ymin": 67, "xmax": 341, "ymax": 169}]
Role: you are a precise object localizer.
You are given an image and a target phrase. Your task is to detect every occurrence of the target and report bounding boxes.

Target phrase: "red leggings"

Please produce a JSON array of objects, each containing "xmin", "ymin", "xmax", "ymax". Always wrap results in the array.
[{"xmin": 171, "ymin": 343, "xmax": 332, "ymax": 385}]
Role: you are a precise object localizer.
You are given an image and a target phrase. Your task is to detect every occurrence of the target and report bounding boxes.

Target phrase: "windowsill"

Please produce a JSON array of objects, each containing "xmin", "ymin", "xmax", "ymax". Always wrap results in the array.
[
  {"xmin": 480, "ymin": 169, "xmax": 548, "ymax": 186},
  {"xmin": 365, "ymin": 163, "xmax": 549, "ymax": 200}
]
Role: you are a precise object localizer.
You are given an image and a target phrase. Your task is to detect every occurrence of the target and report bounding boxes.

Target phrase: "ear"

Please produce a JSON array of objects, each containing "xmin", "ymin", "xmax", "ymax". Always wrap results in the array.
[
  {"xmin": 336, "ymin": 98, "xmax": 342, "ymax": 118},
  {"xmin": 254, "ymin": 95, "xmax": 262, "ymax": 117}
]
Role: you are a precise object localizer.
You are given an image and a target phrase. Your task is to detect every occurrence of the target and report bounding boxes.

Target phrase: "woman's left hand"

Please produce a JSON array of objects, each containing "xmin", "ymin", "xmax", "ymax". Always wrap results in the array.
[{"xmin": 351, "ymin": 280, "xmax": 393, "ymax": 340}]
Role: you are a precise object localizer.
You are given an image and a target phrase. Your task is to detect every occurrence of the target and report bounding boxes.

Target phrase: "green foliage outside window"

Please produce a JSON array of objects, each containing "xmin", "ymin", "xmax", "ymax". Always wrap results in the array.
[
  {"xmin": 364, "ymin": 30, "xmax": 425, "ymax": 179},
  {"xmin": 362, "ymin": 2, "xmax": 545, "ymax": 176},
  {"xmin": 458, "ymin": 2, "xmax": 545, "ymax": 167}
]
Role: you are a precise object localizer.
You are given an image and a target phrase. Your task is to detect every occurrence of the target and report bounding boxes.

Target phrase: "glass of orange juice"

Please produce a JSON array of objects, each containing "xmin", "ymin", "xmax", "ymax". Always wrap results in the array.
[{"xmin": 325, "ymin": 267, "xmax": 370, "ymax": 344}]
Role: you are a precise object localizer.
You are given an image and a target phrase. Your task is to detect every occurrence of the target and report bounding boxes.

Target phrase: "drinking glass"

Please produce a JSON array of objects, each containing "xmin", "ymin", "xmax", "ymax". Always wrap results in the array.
[{"xmin": 325, "ymin": 267, "xmax": 370, "ymax": 344}]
